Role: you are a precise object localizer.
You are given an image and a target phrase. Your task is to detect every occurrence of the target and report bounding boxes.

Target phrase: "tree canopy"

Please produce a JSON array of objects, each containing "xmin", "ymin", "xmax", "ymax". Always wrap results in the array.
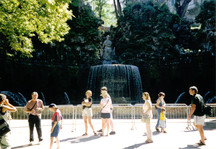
[
  {"xmin": 0, "ymin": 0, "xmax": 73, "ymax": 57},
  {"xmin": 113, "ymin": 1, "xmax": 180, "ymax": 65}
]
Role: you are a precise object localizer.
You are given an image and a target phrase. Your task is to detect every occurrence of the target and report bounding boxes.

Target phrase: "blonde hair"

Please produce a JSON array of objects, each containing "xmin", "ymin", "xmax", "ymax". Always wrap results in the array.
[
  {"xmin": 143, "ymin": 92, "xmax": 151, "ymax": 101},
  {"xmin": 85, "ymin": 90, "xmax": 92, "ymax": 96},
  {"xmin": 0, "ymin": 94, "xmax": 7, "ymax": 102},
  {"xmin": 32, "ymin": 92, "xmax": 38, "ymax": 96}
]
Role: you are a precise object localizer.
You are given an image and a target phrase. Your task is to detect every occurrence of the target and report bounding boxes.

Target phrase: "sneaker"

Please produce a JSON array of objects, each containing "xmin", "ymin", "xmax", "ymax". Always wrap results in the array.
[
  {"xmin": 97, "ymin": 129, "xmax": 102, "ymax": 132},
  {"xmin": 29, "ymin": 142, "xmax": 33, "ymax": 146},
  {"xmin": 109, "ymin": 131, "xmax": 116, "ymax": 135},
  {"xmin": 82, "ymin": 133, "xmax": 88, "ymax": 136}
]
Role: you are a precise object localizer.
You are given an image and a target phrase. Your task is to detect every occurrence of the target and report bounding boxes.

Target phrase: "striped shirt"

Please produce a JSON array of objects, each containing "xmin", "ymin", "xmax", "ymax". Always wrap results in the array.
[{"xmin": 25, "ymin": 99, "xmax": 44, "ymax": 118}]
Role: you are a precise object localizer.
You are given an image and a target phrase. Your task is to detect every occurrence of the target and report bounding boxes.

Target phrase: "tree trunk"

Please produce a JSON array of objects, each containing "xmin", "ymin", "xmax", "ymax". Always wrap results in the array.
[
  {"xmin": 116, "ymin": 0, "xmax": 122, "ymax": 16},
  {"xmin": 113, "ymin": 0, "xmax": 119, "ymax": 18},
  {"xmin": 176, "ymin": 0, "xmax": 192, "ymax": 18}
]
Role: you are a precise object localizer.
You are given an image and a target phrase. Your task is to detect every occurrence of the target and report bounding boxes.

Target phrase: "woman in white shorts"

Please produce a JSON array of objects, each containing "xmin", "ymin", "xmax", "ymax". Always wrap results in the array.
[{"xmin": 81, "ymin": 90, "xmax": 96, "ymax": 136}]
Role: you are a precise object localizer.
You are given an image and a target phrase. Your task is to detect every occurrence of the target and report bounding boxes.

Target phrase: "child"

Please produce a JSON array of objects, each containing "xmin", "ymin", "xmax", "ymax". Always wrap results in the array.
[
  {"xmin": 49, "ymin": 103, "xmax": 63, "ymax": 149},
  {"xmin": 159, "ymin": 108, "xmax": 167, "ymax": 133}
]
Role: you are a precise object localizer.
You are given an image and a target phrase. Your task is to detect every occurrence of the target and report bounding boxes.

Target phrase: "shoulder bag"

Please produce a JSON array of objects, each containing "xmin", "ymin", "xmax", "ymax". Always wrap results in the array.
[{"xmin": 0, "ymin": 114, "xmax": 11, "ymax": 137}]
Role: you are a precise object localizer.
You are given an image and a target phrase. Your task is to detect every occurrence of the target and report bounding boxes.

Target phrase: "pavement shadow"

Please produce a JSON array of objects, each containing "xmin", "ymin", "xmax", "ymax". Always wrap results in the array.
[
  {"xmin": 204, "ymin": 120, "xmax": 216, "ymax": 130},
  {"xmin": 12, "ymin": 143, "xmax": 40, "ymax": 149},
  {"xmin": 123, "ymin": 142, "xmax": 147, "ymax": 149},
  {"xmin": 179, "ymin": 144, "xmax": 204, "ymax": 149},
  {"xmin": 60, "ymin": 135, "xmax": 101, "ymax": 144}
]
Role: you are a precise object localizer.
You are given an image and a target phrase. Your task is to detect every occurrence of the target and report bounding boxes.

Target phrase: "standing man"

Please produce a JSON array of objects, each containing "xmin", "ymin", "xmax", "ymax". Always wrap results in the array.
[
  {"xmin": 188, "ymin": 86, "xmax": 206, "ymax": 145},
  {"xmin": 24, "ymin": 92, "xmax": 44, "ymax": 145}
]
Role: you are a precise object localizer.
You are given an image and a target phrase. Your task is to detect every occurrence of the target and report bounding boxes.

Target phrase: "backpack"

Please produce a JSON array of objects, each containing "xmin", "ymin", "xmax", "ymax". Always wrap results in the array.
[{"xmin": 204, "ymin": 105, "xmax": 212, "ymax": 117}]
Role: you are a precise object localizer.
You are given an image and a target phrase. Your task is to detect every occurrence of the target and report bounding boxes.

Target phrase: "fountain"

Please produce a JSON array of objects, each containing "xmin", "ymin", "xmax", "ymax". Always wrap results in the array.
[
  {"xmin": 87, "ymin": 37, "xmax": 143, "ymax": 103},
  {"xmin": 174, "ymin": 92, "xmax": 186, "ymax": 104},
  {"xmin": 0, "ymin": 91, "xmax": 27, "ymax": 106}
]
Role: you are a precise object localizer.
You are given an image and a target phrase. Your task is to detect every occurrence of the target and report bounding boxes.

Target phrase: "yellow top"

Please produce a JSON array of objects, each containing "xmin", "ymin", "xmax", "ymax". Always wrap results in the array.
[{"xmin": 160, "ymin": 112, "xmax": 165, "ymax": 121}]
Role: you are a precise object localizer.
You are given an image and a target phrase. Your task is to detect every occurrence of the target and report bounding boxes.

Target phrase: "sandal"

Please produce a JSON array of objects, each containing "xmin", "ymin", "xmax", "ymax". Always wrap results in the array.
[
  {"xmin": 198, "ymin": 140, "xmax": 206, "ymax": 146},
  {"xmin": 155, "ymin": 128, "xmax": 160, "ymax": 132},
  {"xmin": 82, "ymin": 133, "xmax": 88, "ymax": 136}
]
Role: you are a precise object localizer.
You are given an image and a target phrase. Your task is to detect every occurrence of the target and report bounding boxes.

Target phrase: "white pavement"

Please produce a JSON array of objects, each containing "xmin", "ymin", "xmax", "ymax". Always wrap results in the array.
[{"xmin": 8, "ymin": 118, "xmax": 216, "ymax": 149}]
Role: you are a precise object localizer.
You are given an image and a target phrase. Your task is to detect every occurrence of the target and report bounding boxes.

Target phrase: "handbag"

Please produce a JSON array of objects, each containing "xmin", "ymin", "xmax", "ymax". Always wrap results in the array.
[
  {"xmin": 0, "ymin": 115, "xmax": 11, "ymax": 137},
  {"xmin": 141, "ymin": 114, "xmax": 150, "ymax": 123},
  {"xmin": 155, "ymin": 105, "xmax": 158, "ymax": 109}
]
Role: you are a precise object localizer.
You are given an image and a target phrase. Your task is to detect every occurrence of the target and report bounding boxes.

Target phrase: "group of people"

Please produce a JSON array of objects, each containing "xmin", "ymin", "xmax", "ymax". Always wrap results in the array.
[
  {"xmin": 0, "ymin": 85, "xmax": 207, "ymax": 149},
  {"xmin": 81, "ymin": 87, "xmax": 116, "ymax": 137},
  {"xmin": 141, "ymin": 86, "xmax": 207, "ymax": 145}
]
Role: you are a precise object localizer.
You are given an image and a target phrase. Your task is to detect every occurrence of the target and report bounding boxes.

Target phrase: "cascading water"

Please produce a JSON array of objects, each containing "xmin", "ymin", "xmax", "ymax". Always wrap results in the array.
[{"xmin": 87, "ymin": 64, "xmax": 143, "ymax": 103}]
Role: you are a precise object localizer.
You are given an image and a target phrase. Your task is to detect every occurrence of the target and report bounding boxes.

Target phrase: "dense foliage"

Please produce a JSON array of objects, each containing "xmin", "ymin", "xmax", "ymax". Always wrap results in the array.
[
  {"xmin": 195, "ymin": 0, "xmax": 215, "ymax": 56},
  {"xmin": 0, "ymin": 0, "xmax": 72, "ymax": 57},
  {"xmin": 113, "ymin": 1, "xmax": 180, "ymax": 65},
  {"xmin": 30, "ymin": 0, "xmax": 103, "ymax": 67}
]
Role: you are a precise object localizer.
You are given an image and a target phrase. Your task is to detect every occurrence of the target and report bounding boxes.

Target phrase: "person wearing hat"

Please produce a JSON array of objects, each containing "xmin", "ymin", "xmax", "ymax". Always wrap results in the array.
[
  {"xmin": 24, "ymin": 92, "xmax": 44, "ymax": 145},
  {"xmin": 49, "ymin": 103, "xmax": 62, "ymax": 149}
]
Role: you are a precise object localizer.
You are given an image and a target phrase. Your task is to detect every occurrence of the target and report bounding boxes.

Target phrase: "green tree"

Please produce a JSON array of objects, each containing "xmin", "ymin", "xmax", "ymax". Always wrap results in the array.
[
  {"xmin": 38, "ymin": 0, "xmax": 103, "ymax": 67},
  {"xmin": 113, "ymin": 1, "xmax": 179, "ymax": 65},
  {"xmin": 0, "ymin": 0, "xmax": 73, "ymax": 57},
  {"xmin": 195, "ymin": 0, "xmax": 215, "ymax": 56},
  {"xmin": 84, "ymin": 0, "xmax": 117, "ymax": 26}
]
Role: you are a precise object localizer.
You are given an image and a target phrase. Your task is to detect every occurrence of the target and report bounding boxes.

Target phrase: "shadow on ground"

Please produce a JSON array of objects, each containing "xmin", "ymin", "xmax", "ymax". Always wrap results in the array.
[{"xmin": 60, "ymin": 135, "xmax": 101, "ymax": 144}]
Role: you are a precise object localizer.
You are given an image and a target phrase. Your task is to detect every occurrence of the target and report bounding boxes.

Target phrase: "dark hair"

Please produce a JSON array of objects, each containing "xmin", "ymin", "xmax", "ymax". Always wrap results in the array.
[
  {"xmin": 0, "ymin": 95, "xmax": 3, "ymax": 102},
  {"xmin": 189, "ymin": 86, "xmax": 198, "ymax": 94},
  {"xmin": 158, "ymin": 92, "xmax": 165, "ymax": 97},
  {"xmin": 49, "ymin": 103, "xmax": 57, "ymax": 108}
]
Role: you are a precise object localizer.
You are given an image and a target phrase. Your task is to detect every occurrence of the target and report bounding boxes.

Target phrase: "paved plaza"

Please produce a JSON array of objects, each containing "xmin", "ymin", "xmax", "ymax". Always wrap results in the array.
[{"xmin": 8, "ymin": 118, "xmax": 216, "ymax": 149}]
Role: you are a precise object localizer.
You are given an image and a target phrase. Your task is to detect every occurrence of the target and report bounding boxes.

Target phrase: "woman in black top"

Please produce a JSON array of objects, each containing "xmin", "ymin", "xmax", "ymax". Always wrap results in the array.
[{"xmin": 81, "ymin": 90, "xmax": 96, "ymax": 136}]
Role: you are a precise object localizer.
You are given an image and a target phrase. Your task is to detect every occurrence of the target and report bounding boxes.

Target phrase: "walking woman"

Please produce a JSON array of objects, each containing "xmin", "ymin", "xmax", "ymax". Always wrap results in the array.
[
  {"xmin": 81, "ymin": 90, "xmax": 96, "ymax": 136},
  {"xmin": 142, "ymin": 92, "xmax": 153, "ymax": 143},
  {"xmin": 0, "ymin": 94, "xmax": 17, "ymax": 149},
  {"xmin": 155, "ymin": 92, "xmax": 166, "ymax": 132},
  {"xmin": 49, "ymin": 103, "xmax": 63, "ymax": 149}
]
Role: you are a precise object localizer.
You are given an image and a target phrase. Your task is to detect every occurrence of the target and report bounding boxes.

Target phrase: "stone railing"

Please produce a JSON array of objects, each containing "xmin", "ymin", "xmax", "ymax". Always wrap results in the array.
[{"xmin": 10, "ymin": 104, "xmax": 216, "ymax": 120}]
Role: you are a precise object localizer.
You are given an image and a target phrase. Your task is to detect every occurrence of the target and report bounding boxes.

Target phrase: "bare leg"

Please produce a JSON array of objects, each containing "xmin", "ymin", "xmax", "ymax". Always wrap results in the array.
[
  {"xmin": 49, "ymin": 137, "xmax": 54, "ymax": 149},
  {"xmin": 83, "ymin": 116, "xmax": 88, "ymax": 134},
  {"xmin": 56, "ymin": 137, "xmax": 60, "ymax": 149},
  {"xmin": 102, "ymin": 118, "xmax": 105, "ymax": 136},
  {"xmin": 197, "ymin": 125, "xmax": 205, "ymax": 144},
  {"xmin": 110, "ymin": 118, "xmax": 114, "ymax": 131},
  {"xmin": 87, "ymin": 117, "xmax": 95, "ymax": 133},
  {"xmin": 106, "ymin": 119, "xmax": 110, "ymax": 136}
]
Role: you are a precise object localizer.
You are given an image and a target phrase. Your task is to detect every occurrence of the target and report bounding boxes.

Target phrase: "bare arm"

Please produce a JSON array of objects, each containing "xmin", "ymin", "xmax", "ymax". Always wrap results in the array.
[
  {"xmin": 188, "ymin": 104, "xmax": 196, "ymax": 120},
  {"xmin": 51, "ymin": 121, "xmax": 58, "ymax": 133},
  {"xmin": 2, "ymin": 99, "xmax": 17, "ymax": 112},
  {"xmin": 156, "ymin": 99, "xmax": 161, "ymax": 109}
]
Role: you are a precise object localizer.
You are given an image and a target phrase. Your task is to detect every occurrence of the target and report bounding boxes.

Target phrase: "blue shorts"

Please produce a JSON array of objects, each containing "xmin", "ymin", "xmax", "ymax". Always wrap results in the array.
[
  {"xmin": 51, "ymin": 122, "xmax": 60, "ymax": 137},
  {"xmin": 101, "ymin": 113, "xmax": 110, "ymax": 119}
]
